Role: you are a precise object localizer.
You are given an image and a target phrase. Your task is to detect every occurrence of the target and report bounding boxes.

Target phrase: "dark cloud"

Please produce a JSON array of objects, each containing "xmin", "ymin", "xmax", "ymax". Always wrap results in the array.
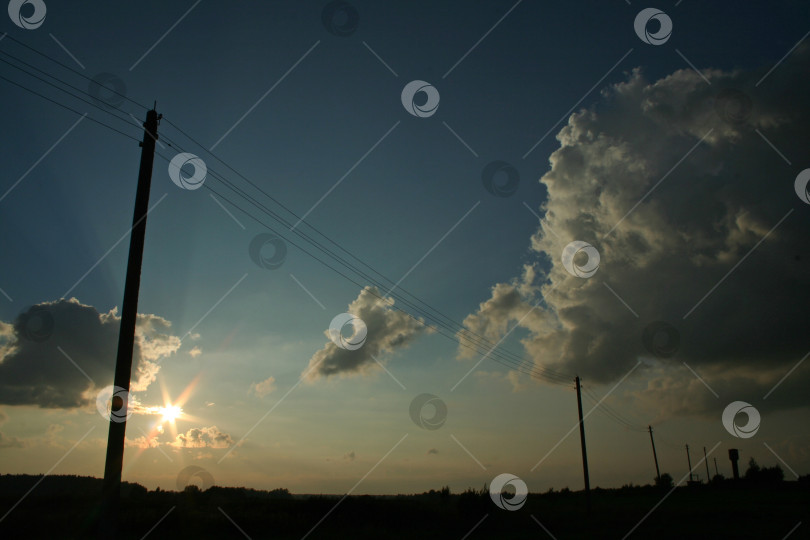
[
  {"xmin": 461, "ymin": 48, "xmax": 810, "ymax": 415},
  {"xmin": 0, "ymin": 298, "xmax": 181, "ymax": 408},
  {"xmin": 304, "ymin": 286, "xmax": 430, "ymax": 380}
]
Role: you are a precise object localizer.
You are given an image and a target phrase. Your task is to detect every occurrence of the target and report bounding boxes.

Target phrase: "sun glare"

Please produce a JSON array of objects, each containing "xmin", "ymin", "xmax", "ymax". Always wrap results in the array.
[{"xmin": 159, "ymin": 405, "xmax": 182, "ymax": 423}]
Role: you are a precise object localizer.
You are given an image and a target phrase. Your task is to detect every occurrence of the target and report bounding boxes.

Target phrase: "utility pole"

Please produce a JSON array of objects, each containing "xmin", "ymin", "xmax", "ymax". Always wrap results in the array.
[
  {"xmin": 714, "ymin": 457, "xmax": 719, "ymax": 477},
  {"xmin": 98, "ymin": 107, "xmax": 160, "ymax": 536},
  {"xmin": 575, "ymin": 376, "xmax": 591, "ymax": 511},
  {"xmin": 648, "ymin": 426, "xmax": 661, "ymax": 482},
  {"xmin": 703, "ymin": 446, "xmax": 711, "ymax": 483},
  {"xmin": 685, "ymin": 444, "xmax": 693, "ymax": 482}
]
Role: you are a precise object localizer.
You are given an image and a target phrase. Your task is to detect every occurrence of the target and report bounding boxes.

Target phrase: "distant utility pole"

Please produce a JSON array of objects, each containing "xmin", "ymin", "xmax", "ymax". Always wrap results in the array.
[
  {"xmin": 98, "ymin": 107, "xmax": 161, "ymax": 536},
  {"xmin": 685, "ymin": 444, "xmax": 693, "ymax": 482},
  {"xmin": 574, "ymin": 376, "xmax": 591, "ymax": 511},
  {"xmin": 703, "ymin": 446, "xmax": 711, "ymax": 483},
  {"xmin": 648, "ymin": 426, "xmax": 661, "ymax": 482},
  {"xmin": 714, "ymin": 457, "xmax": 719, "ymax": 477}
]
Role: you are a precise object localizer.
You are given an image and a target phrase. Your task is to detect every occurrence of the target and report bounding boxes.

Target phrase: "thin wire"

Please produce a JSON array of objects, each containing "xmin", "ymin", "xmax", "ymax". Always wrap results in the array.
[
  {"xmin": 158, "ymin": 122, "xmax": 574, "ymax": 382},
  {"xmin": 154, "ymin": 128, "xmax": 574, "ymax": 383},
  {"xmin": 584, "ymin": 393, "xmax": 646, "ymax": 432},
  {"xmin": 153, "ymin": 145, "xmax": 569, "ymax": 383},
  {"xmin": 176, "ymin": 172, "xmax": 561, "ymax": 380},
  {"xmin": 582, "ymin": 387, "xmax": 648, "ymax": 432},
  {"xmin": 0, "ymin": 33, "xmax": 150, "ymax": 111},
  {"xmin": 0, "ymin": 54, "xmax": 144, "ymax": 136},
  {"xmin": 653, "ymin": 430, "xmax": 684, "ymax": 450},
  {"xmin": 583, "ymin": 387, "xmax": 643, "ymax": 427},
  {"xmin": 0, "ymin": 74, "xmax": 140, "ymax": 142}
]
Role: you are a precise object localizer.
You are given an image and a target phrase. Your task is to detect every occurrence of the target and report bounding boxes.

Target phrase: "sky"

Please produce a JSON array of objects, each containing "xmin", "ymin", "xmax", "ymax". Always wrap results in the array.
[{"xmin": 1, "ymin": 0, "xmax": 809, "ymax": 495}]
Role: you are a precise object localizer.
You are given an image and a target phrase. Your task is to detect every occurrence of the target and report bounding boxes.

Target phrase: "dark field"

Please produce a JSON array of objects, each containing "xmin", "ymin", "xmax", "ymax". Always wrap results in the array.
[{"xmin": 0, "ymin": 475, "xmax": 808, "ymax": 539}]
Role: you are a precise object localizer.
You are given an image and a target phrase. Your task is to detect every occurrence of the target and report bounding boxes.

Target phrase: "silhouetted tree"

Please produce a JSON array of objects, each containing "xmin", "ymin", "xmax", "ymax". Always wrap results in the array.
[
  {"xmin": 439, "ymin": 485, "xmax": 450, "ymax": 501},
  {"xmin": 745, "ymin": 458, "xmax": 784, "ymax": 484},
  {"xmin": 745, "ymin": 458, "xmax": 761, "ymax": 480},
  {"xmin": 655, "ymin": 473, "xmax": 674, "ymax": 488},
  {"xmin": 457, "ymin": 486, "xmax": 488, "ymax": 515}
]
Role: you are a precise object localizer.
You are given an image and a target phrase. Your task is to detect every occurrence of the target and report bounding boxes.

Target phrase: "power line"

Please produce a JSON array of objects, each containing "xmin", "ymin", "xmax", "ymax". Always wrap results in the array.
[
  {"xmin": 582, "ymin": 387, "xmax": 648, "ymax": 432},
  {"xmin": 153, "ymin": 145, "xmax": 571, "ymax": 384},
  {"xmin": 152, "ymin": 127, "xmax": 574, "ymax": 383},
  {"xmin": 159, "ymin": 118, "xmax": 569, "ymax": 380},
  {"xmin": 0, "ymin": 32, "xmax": 150, "ymax": 112},
  {"xmin": 0, "ymin": 54, "xmax": 144, "ymax": 138},
  {"xmin": 589, "ymin": 395, "xmax": 647, "ymax": 432},
  {"xmin": 0, "ymin": 74, "xmax": 140, "ymax": 143}
]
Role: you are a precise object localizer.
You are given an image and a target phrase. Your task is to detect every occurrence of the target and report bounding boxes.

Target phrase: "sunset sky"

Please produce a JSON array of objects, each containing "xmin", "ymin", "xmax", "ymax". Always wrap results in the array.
[{"xmin": 1, "ymin": 0, "xmax": 809, "ymax": 495}]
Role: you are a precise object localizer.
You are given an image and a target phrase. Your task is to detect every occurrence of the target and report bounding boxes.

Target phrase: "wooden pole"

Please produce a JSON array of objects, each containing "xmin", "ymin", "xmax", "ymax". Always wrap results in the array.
[
  {"xmin": 575, "ymin": 376, "xmax": 591, "ymax": 511},
  {"xmin": 648, "ymin": 426, "xmax": 661, "ymax": 482},
  {"xmin": 98, "ymin": 107, "xmax": 160, "ymax": 536},
  {"xmin": 703, "ymin": 446, "xmax": 711, "ymax": 483}
]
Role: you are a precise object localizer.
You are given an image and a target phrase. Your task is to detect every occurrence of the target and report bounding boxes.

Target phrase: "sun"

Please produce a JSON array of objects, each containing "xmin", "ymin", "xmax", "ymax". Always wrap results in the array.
[{"xmin": 159, "ymin": 405, "xmax": 183, "ymax": 423}]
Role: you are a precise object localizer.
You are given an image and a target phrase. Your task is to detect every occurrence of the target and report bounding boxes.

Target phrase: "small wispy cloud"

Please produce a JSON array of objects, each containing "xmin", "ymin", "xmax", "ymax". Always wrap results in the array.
[{"xmin": 250, "ymin": 376, "xmax": 276, "ymax": 398}]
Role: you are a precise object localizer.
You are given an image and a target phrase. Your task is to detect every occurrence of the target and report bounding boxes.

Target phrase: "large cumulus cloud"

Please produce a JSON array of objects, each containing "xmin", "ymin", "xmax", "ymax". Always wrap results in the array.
[
  {"xmin": 0, "ymin": 298, "xmax": 181, "ymax": 408},
  {"xmin": 461, "ymin": 48, "xmax": 810, "ymax": 415},
  {"xmin": 304, "ymin": 286, "xmax": 430, "ymax": 380}
]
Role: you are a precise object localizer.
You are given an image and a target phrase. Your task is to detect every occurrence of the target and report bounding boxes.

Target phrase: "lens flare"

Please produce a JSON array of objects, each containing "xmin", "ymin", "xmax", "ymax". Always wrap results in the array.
[{"xmin": 159, "ymin": 405, "xmax": 183, "ymax": 423}]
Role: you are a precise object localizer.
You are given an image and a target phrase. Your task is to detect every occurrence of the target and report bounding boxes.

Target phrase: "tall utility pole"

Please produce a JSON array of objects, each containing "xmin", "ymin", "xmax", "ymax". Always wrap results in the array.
[
  {"xmin": 98, "ymin": 107, "xmax": 160, "ymax": 535},
  {"xmin": 685, "ymin": 444, "xmax": 693, "ymax": 482},
  {"xmin": 648, "ymin": 426, "xmax": 661, "ymax": 482},
  {"xmin": 714, "ymin": 457, "xmax": 719, "ymax": 477},
  {"xmin": 574, "ymin": 376, "xmax": 591, "ymax": 511},
  {"xmin": 703, "ymin": 447, "xmax": 711, "ymax": 483}
]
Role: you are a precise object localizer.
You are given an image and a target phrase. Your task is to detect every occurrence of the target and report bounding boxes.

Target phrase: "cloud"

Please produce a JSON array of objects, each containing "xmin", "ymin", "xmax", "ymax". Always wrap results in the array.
[
  {"xmin": 0, "ymin": 298, "xmax": 181, "ymax": 408},
  {"xmin": 0, "ymin": 409, "xmax": 24, "ymax": 449},
  {"xmin": 304, "ymin": 286, "xmax": 430, "ymax": 380},
  {"xmin": 189, "ymin": 346, "xmax": 202, "ymax": 358},
  {"xmin": 250, "ymin": 376, "xmax": 276, "ymax": 398},
  {"xmin": 0, "ymin": 431, "xmax": 24, "ymax": 449},
  {"xmin": 474, "ymin": 369, "xmax": 533, "ymax": 394},
  {"xmin": 127, "ymin": 425, "xmax": 234, "ymax": 451},
  {"xmin": 44, "ymin": 424, "xmax": 64, "ymax": 446},
  {"xmin": 461, "ymin": 49, "xmax": 810, "ymax": 416},
  {"xmin": 171, "ymin": 426, "xmax": 233, "ymax": 449},
  {"xmin": 126, "ymin": 435, "xmax": 160, "ymax": 449}
]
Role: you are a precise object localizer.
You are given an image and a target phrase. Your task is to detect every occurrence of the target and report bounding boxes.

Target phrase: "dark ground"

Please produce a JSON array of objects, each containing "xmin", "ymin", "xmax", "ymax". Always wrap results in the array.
[{"xmin": 0, "ymin": 475, "xmax": 808, "ymax": 539}]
